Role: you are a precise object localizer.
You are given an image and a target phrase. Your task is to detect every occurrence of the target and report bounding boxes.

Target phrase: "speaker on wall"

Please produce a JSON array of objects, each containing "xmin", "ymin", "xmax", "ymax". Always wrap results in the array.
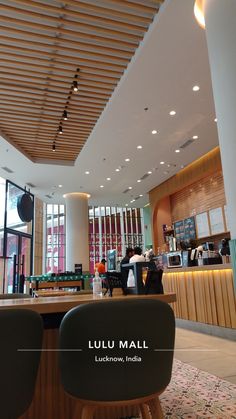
[{"xmin": 17, "ymin": 193, "xmax": 33, "ymax": 223}]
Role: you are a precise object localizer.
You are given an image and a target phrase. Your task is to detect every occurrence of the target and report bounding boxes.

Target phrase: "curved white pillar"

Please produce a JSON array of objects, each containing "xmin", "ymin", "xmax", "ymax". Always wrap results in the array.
[
  {"xmin": 64, "ymin": 193, "xmax": 89, "ymax": 272},
  {"xmin": 203, "ymin": 0, "xmax": 236, "ymax": 239},
  {"xmin": 196, "ymin": 0, "xmax": 236, "ymax": 289}
]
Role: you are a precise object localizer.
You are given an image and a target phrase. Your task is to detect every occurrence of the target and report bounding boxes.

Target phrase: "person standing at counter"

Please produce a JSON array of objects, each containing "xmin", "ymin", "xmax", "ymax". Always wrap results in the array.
[{"xmin": 129, "ymin": 246, "xmax": 145, "ymax": 263}]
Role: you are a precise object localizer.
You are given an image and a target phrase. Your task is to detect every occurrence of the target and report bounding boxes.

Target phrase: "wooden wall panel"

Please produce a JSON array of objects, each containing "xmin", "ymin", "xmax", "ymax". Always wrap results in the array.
[
  {"xmin": 170, "ymin": 171, "xmax": 226, "ymax": 222},
  {"xmin": 163, "ymin": 267, "xmax": 236, "ymax": 328}
]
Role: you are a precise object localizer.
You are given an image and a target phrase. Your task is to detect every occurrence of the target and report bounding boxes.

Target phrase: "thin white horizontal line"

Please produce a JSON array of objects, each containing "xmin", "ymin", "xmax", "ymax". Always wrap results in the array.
[
  {"xmin": 155, "ymin": 349, "xmax": 219, "ymax": 352},
  {"xmin": 17, "ymin": 349, "xmax": 83, "ymax": 352}
]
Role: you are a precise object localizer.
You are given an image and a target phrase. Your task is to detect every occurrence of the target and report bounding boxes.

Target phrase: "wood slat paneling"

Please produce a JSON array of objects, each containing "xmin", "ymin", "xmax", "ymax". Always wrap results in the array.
[
  {"xmin": 163, "ymin": 267, "xmax": 236, "ymax": 328},
  {"xmin": 0, "ymin": 0, "xmax": 163, "ymax": 164}
]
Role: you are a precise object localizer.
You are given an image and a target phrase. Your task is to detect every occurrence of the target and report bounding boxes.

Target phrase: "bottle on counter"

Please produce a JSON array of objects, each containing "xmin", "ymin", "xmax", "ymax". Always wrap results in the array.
[{"xmin": 93, "ymin": 268, "xmax": 103, "ymax": 297}]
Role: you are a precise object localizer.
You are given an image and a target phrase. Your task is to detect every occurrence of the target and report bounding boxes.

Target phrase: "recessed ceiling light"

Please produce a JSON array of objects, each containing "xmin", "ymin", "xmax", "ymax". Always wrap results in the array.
[
  {"xmin": 214, "ymin": 118, "xmax": 218, "ymax": 122},
  {"xmin": 85, "ymin": 171, "xmax": 90, "ymax": 175},
  {"xmin": 125, "ymin": 158, "xmax": 130, "ymax": 162},
  {"xmin": 192, "ymin": 85, "xmax": 200, "ymax": 91},
  {"xmin": 137, "ymin": 180, "xmax": 141, "ymax": 183},
  {"xmin": 139, "ymin": 194, "xmax": 143, "ymax": 197},
  {"xmin": 167, "ymin": 164, "xmax": 171, "ymax": 168},
  {"xmin": 125, "ymin": 204, "xmax": 128, "ymax": 206},
  {"xmin": 106, "ymin": 177, "xmax": 111, "ymax": 181},
  {"xmin": 169, "ymin": 110, "xmax": 176, "ymax": 116},
  {"xmin": 58, "ymin": 184, "xmax": 62, "ymax": 188},
  {"xmin": 130, "ymin": 200, "xmax": 133, "ymax": 203},
  {"xmin": 152, "ymin": 130, "xmax": 157, "ymax": 135},
  {"xmin": 128, "ymin": 186, "xmax": 132, "ymax": 190},
  {"xmin": 137, "ymin": 145, "xmax": 143, "ymax": 149},
  {"xmin": 100, "ymin": 185, "xmax": 104, "ymax": 188},
  {"xmin": 148, "ymin": 171, "xmax": 152, "ymax": 174},
  {"xmin": 87, "ymin": 194, "xmax": 91, "ymax": 198},
  {"xmin": 175, "ymin": 149, "xmax": 180, "ymax": 153},
  {"xmin": 160, "ymin": 161, "xmax": 165, "ymax": 165},
  {"xmin": 115, "ymin": 168, "xmax": 120, "ymax": 172},
  {"xmin": 192, "ymin": 135, "xmax": 198, "ymax": 139}
]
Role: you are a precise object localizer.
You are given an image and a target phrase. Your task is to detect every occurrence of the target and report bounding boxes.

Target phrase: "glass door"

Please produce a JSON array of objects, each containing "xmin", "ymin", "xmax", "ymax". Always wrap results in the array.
[{"xmin": 4, "ymin": 233, "xmax": 32, "ymax": 293}]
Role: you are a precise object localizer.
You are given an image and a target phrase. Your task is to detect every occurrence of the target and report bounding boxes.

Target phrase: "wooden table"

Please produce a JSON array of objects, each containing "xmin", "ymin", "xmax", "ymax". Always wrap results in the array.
[{"xmin": 0, "ymin": 293, "xmax": 176, "ymax": 419}]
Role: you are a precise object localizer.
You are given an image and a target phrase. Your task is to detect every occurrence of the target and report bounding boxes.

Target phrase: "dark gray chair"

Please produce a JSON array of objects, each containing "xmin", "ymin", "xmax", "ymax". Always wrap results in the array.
[
  {"xmin": 0, "ymin": 293, "xmax": 32, "ymax": 299},
  {"xmin": 59, "ymin": 299, "xmax": 175, "ymax": 418},
  {"xmin": 0, "ymin": 309, "xmax": 43, "ymax": 418}
]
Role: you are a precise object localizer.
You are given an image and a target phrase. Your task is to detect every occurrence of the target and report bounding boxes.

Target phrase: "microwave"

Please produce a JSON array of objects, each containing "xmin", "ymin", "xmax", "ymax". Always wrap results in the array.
[{"xmin": 167, "ymin": 251, "xmax": 182, "ymax": 268}]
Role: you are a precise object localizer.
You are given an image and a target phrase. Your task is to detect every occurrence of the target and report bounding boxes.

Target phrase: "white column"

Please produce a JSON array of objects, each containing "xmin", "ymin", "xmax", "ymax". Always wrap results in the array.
[
  {"xmin": 203, "ymin": 0, "xmax": 236, "ymax": 238},
  {"xmin": 202, "ymin": 0, "xmax": 236, "ymax": 289},
  {"xmin": 64, "ymin": 193, "xmax": 89, "ymax": 272}
]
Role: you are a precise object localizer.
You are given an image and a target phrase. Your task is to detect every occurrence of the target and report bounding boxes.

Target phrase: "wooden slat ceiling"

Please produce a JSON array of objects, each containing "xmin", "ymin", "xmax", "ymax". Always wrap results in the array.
[{"xmin": 0, "ymin": 0, "xmax": 163, "ymax": 165}]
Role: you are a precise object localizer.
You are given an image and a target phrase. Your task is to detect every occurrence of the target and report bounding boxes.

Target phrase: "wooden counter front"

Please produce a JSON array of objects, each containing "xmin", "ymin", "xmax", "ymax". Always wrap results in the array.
[
  {"xmin": 163, "ymin": 265, "xmax": 236, "ymax": 328},
  {"xmin": 0, "ymin": 293, "xmax": 176, "ymax": 419}
]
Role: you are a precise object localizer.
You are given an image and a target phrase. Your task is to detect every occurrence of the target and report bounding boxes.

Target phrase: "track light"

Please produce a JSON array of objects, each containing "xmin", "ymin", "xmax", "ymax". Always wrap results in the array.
[
  {"xmin": 73, "ymin": 80, "xmax": 78, "ymax": 92},
  {"xmin": 63, "ymin": 110, "xmax": 68, "ymax": 120},
  {"xmin": 52, "ymin": 143, "xmax": 56, "ymax": 152},
  {"xmin": 59, "ymin": 125, "xmax": 63, "ymax": 134}
]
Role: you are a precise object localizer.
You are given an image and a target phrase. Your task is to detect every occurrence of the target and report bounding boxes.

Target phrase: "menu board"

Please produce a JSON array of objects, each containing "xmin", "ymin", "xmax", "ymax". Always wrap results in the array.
[
  {"xmin": 174, "ymin": 217, "xmax": 196, "ymax": 243},
  {"xmin": 184, "ymin": 216, "xmax": 196, "ymax": 241},
  {"xmin": 209, "ymin": 207, "xmax": 225, "ymax": 235},
  {"xmin": 196, "ymin": 212, "xmax": 210, "ymax": 238},
  {"xmin": 174, "ymin": 220, "xmax": 185, "ymax": 242}
]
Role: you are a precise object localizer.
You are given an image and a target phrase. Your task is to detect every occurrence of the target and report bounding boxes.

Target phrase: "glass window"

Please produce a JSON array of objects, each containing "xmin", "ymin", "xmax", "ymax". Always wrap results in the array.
[
  {"xmin": 0, "ymin": 177, "xmax": 6, "ymax": 256},
  {"xmin": 45, "ymin": 204, "xmax": 65, "ymax": 274}
]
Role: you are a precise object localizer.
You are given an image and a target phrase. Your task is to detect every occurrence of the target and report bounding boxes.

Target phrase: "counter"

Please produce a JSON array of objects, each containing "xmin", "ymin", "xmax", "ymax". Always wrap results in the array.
[
  {"xmin": 0, "ymin": 293, "xmax": 175, "ymax": 419},
  {"xmin": 163, "ymin": 264, "xmax": 236, "ymax": 328}
]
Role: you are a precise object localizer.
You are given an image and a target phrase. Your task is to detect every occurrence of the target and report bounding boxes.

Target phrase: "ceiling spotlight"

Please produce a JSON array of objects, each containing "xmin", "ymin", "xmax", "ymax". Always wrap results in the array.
[
  {"xmin": 152, "ymin": 130, "xmax": 157, "ymax": 134},
  {"xmin": 214, "ymin": 118, "xmax": 218, "ymax": 122},
  {"xmin": 73, "ymin": 80, "xmax": 78, "ymax": 92},
  {"xmin": 52, "ymin": 143, "xmax": 56, "ymax": 152},
  {"xmin": 58, "ymin": 184, "xmax": 62, "ymax": 188},
  {"xmin": 192, "ymin": 85, "xmax": 200, "ymax": 91},
  {"xmin": 137, "ymin": 145, "xmax": 143, "ymax": 149},
  {"xmin": 115, "ymin": 168, "xmax": 120, "ymax": 172},
  {"xmin": 192, "ymin": 135, "xmax": 198, "ymax": 139},
  {"xmin": 85, "ymin": 171, "xmax": 90, "ymax": 175},
  {"xmin": 169, "ymin": 110, "xmax": 176, "ymax": 116},
  {"xmin": 175, "ymin": 149, "xmax": 180, "ymax": 153},
  {"xmin": 106, "ymin": 177, "xmax": 111, "ymax": 181},
  {"xmin": 59, "ymin": 125, "xmax": 63, "ymax": 134},
  {"xmin": 128, "ymin": 186, "xmax": 132, "ymax": 190},
  {"xmin": 100, "ymin": 185, "xmax": 104, "ymax": 188},
  {"xmin": 148, "ymin": 171, "xmax": 152, "ymax": 174},
  {"xmin": 139, "ymin": 194, "xmax": 143, "ymax": 197},
  {"xmin": 137, "ymin": 180, "xmax": 141, "ymax": 183},
  {"xmin": 160, "ymin": 161, "xmax": 165, "ymax": 165},
  {"xmin": 63, "ymin": 110, "xmax": 68, "ymax": 120},
  {"xmin": 125, "ymin": 158, "xmax": 130, "ymax": 162},
  {"xmin": 125, "ymin": 204, "xmax": 128, "ymax": 206}
]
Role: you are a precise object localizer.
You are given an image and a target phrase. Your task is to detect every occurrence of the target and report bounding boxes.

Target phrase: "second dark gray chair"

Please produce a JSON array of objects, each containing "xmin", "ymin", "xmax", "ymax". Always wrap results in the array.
[
  {"xmin": 0, "ymin": 308, "xmax": 43, "ymax": 418},
  {"xmin": 59, "ymin": 299, "xmax": 175, "ymax": 418}
]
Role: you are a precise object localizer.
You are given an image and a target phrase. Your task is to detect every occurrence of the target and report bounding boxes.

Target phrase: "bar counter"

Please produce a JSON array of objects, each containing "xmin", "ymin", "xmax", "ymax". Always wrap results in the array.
[
  {"xmin": 0, "ymin": 292, "xmax": 175, "ymax": 419},
  {"xmin": 163, "ymin": 264, "xmax": 236, "ymax": 328}
]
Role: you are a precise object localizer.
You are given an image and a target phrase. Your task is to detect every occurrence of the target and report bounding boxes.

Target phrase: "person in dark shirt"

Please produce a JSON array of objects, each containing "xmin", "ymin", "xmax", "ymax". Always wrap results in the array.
[
  {"xmin": 120, "ymin": 248, "xmax": 134, "ymax": 294},
  {"xmin": 121, "ymin": 247, "xmax": 134, "ymax": 266}
]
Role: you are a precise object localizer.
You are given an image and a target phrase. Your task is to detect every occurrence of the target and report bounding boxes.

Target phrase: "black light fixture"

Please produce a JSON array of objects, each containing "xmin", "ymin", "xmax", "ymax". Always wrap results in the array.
[
  {"xmin": 52, "ymin": 143, "xmax": 56, "ymax": 152},
  {"xmin": 59, "ymin": 125, "xmax": 63, "ymax": 134},
  {"xmin": 63, "ymin": 110, "xmax": 68, "ymax": 120},
  {"xmin": 73, "ymin": 80, "xmax": 78, "ymax": 92}
]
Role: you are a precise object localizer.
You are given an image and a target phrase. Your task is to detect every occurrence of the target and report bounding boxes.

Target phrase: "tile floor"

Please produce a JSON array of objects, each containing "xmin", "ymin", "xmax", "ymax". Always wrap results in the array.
[{"xmin": 174, "ymin": 327, "xmax": 236, "ymax": 384}]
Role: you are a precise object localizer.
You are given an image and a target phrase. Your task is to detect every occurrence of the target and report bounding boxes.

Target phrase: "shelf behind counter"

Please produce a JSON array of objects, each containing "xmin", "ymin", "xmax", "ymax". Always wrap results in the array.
[{"xmin": 163, "ymin": 263, "xmax": 236, "ymax": 328}]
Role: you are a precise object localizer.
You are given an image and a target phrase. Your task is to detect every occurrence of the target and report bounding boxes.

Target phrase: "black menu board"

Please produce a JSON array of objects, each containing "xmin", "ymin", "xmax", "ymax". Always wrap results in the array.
[
  {"xmin": 184, "ymin": 216, "xmax": 196, "ymax": 242},
  {"xmin": 174, "ymin": 216, "xmax": 196, "ymax": 243}
]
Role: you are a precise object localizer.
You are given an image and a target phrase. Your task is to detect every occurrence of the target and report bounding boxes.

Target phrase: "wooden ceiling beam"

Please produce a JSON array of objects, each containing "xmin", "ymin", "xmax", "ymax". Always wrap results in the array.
[
  {"xmin": 0, "ymin": 35, "xmax": 129, "ymax": 65},
  {"xmin": 88, "ymin": 0, "xmax": 161, "ymax": 14},
  {"xmin": 0, "ymin": 15, "xmax": 139, "ymax": 49},
  {"xmin": 5, "ymin": 0, "xmax": 148, "ymax": 31},
  {"xmin": 1, "ymin": 4, "xmax": 144, "ymax": 40},
  {"xmin": 0, "ymin": 49, "xmax": 125, "ymax": 73},
  {"xmin": 0, "ymin": 65, "xmax": 118, "ymax": 85}
]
